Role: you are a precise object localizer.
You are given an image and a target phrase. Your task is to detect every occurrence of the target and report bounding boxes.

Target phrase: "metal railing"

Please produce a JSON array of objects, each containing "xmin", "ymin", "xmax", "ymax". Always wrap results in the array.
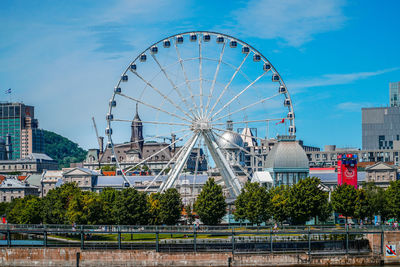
[{"xmin": 0, "ymin": 224, "xmax": 388, "ymax": 254}]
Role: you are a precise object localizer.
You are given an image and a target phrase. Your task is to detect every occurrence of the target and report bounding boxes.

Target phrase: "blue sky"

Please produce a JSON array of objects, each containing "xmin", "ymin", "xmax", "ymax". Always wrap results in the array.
[{"xmin": 1, "ymin": 0, "xmax": 399, "ymax": 150}]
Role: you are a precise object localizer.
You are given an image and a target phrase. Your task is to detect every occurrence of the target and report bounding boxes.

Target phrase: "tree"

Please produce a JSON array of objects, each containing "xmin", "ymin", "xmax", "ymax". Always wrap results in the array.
[
  {"xmin": 194, "ymin": 178, "xmax": 226, "ymax": 225},
  {"xmin": 41, "ymin": 183, "xmax": 81, "ymax": 224},
  {"xmin": 67, "ymin": 192, "xmax": 104, "ymax": 225},
  {"xmin": 113, "ymin": 188, "xmax": 149, "ymax": 225},
  {"xmin": 363, "ymin": 182, "xmax": 390, "ymax": 222},
  {"xmin": 234, "ymin": 182, "xmax": 270, "ymax": 225},
  {"xmin": 354, "ymin": 188, "xmax": 370, "ymax": 222},
  {"xmin": 100, "ymin": 188, "xmax": 120, "ymax": 224},
  {"xmin": 331, "ymin": 184, "xmax": 357, "ymax": 223},
  {"xmin": 147, "ymin": 193, "xmax": 162, "ymax": 225},
  {"xmin": 287, "ymin": 177, "xmax": 329, "ymax": 225},
  {"xmin": 159, "ymin": 188, "xmax": 182, "ymax": 225},
  {"xmin": 386, "ymin": 180, "xmax": 400, "ymax": 220},
  {"xmin": 7, "ymin": 196, "xmax": 42, "ymax": 224},
  {"xmin": 269, "ymin": 185, "xmax": 290, "ymax": 224}
]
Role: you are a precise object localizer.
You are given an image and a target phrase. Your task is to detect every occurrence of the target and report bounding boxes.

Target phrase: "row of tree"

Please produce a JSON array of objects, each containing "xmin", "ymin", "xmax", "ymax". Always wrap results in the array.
[
  {"xmin": 0, "ymin": 178, "xmax": 227, "ymax": 225},
  {"xmin": 1, "ymin": 176, "xmax": 400, "ymax": 225},
  {"xmin": 1, "ymin": 183, "xmax": 182, "ymax": 225},
  {"xmin": 234, "ymin": 177, "xmax": 400, "ymax": 225}
]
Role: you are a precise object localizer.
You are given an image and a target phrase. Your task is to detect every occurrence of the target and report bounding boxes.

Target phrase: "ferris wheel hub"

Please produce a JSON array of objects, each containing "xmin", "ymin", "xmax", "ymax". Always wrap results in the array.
[{"xmin": 191, "ymin": 118, "xmax": 212, "ymax": 132}]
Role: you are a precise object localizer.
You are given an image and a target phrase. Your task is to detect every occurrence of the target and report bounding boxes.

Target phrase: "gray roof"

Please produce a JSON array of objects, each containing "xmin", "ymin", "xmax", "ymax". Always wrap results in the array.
[
  {"xmin": 27, "ymin": 153, "xmax": 54, "ymax": 161},
  {"xmin": 311, "ymin": 172, "xmax": 366, "ymax": 184},
  {"xmin": 25, "ymin": 174, "xmax": 42, "ymax": 187},
  {"xmin": 217, "ymin": 132, "xmax": 243, "ymax": 150},
  {"xmin": 265, "ymin": 140, "xmax": 309, "ymax": 169},
  {"xmin": 95, "ymin": 174, "xmax": 209, "ymax": 187},
  {"xmin": 63, "ymin": 167, "xmax": 100, "ymax": 176},
  {"xmin": 0, "ymin": 178, "xmax": 38, "ymax": 189}
]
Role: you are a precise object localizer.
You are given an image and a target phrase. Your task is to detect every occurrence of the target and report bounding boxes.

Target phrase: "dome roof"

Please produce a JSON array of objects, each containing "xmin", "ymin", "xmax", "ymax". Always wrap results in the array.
[
  {"xmin": 265, "ymin": 140, "xmax": 309, "ymax": 169},
  {"xmin": 218, "ymin": 132, "xmax": 243, "ymax": 150}
]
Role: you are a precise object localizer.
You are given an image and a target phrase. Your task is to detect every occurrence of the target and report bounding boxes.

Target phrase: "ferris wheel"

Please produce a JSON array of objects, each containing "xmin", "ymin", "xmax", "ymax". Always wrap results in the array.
[{"xmin": 106, "ymin": 31, "xmax": 295, "ymax": 198}]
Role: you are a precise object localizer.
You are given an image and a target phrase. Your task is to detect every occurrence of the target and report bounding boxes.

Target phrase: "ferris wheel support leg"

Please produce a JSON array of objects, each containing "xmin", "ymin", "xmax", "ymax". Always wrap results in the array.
[
  {"xmin": 159, "ymin": 133, "xmax": 200, "ymax": 193},
  {"xmin": 202, "ymin": 131, "xmax": 242, "ymax": 198}
]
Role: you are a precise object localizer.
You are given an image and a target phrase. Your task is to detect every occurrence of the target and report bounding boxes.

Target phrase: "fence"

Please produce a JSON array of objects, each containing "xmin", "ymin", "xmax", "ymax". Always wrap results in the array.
[{"xmin": 0, "ymin": 224, "xmax": 387, "ymax": 254}]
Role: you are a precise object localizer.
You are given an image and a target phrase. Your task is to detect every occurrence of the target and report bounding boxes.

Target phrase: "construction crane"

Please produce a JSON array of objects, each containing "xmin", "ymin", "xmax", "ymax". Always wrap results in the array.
[{"xmin": 92, "ymin": 117, "xmax": 104, "ymax": 153}]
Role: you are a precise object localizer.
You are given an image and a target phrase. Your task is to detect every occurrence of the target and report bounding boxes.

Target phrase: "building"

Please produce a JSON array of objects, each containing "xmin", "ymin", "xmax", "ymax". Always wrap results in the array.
[
  {"xmin": 0, "ymin": 177, "xmax": 39, "ymax": 202},
  {"xmin": 84, "ymin": 105, "xmax": 207, "ymax": 174},
  {"xmin": 41, "ymin": 170, "xmax": 63, "ymax": 196},
  {"xmin": 309, "ymin": 169, "xmax": 366, "ymax": 192},
  {"xmin": 263, "ymin": 135, "xmax": 309, "ymax": 187},
  {"xmin": 306, "ymin": 145, "xmax": 400, "ymax": 167},
  {"xmin": 0, "ymin": 153, "xmax": 58, "ymax": 175},
  {"xmin": 0, "ymin": 102, "xmax": 44, "ymax": 159},
  {"xmin": 362, "ymin": 107, "xmax": 400, "ymax": 150},
  {"xmin": 62, "ymin": 167, "xmax": 100, "ymax": 191},
  {"xmin": 390, "ymin": 81, "xmax": 400, "ymax": 107},
  {"xmin": 365, "ymin": 162, "xmax": 398, "ymax": 188}
]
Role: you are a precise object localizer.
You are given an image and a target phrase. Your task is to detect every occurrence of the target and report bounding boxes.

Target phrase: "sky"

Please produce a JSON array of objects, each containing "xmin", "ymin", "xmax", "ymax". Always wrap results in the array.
[{"xmin": 1, "ymin": 0, "xmax": 400, "ymax": 150}]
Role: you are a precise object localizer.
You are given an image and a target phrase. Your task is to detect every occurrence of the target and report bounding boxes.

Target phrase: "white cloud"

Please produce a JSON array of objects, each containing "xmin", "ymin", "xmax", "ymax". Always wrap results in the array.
[
  {"xmin": 336, "ymin": 102, "xmax": 372, "ymax": 111},
  {"xmin": 231, "ymin": 0, "xmax": 347, "ymax": 46},
  {"xmin": 289, "ymin": 67, "xmax": 400, "ymax": 93}
]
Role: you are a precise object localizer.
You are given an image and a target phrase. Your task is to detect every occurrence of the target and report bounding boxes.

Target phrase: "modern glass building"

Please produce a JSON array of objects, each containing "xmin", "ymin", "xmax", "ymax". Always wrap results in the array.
[
  {"xmin": 390, "ymin": 81, "xmax": 400, "ymax": 107},
  {"xmin": 362, "ymin": 106, "xmax": 400, "ymax": 150},
  {"xmin": 0, "ymin": 103, "xmax": 44, "ymax": 159}
]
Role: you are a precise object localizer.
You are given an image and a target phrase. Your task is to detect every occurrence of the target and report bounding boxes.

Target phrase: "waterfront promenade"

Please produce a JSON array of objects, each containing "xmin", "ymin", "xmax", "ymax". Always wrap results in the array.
[{"xmin": 0, "ymin": 224, "xmax": 398, "ymax": 266}]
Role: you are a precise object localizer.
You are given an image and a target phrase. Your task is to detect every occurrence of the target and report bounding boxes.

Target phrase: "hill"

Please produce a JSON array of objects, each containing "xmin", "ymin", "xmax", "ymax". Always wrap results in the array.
[{"xmin": 43, "ymin": 130, "xmax": 87, "ymax": 168}]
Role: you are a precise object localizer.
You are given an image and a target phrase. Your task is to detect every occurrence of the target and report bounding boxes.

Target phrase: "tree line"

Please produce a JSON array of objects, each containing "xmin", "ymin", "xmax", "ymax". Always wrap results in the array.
[
  {"xmin": 1, "ymin": 177, "xmax": 400, "ymax": 225},
  {"xmin": 234, "ymin": 177, "xmax": 400, "ymax": 225}
]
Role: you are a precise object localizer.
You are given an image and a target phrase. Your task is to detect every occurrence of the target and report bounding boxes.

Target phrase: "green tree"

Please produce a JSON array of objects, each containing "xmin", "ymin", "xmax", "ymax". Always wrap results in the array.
[
  {"xmin": 113, "ymin": 188, "xmax": 149, "ymax": 225},
  {"xmin": 159, "ymin": 188, "xmax": 182, "ymax": 225},
  {"xmin": 331, "ymin": 184, "xmax": 357, "ymax": 223},
  {"xmin": 234, "ymin": 182, "xmax": 270, "ymax": 225},
  {"xmin": 354, "ymin": 188, "xmax": 370, "ymax": 222},
  {"xmin": 386, "ymin": 180, "xmax": 400, "ymax": 220},
  {"xmin": 41, "ymin": 183, "xmax": 81, "ymax": 224},
  {"xmin": 100, "ymin": 188, "xmax": 120, "ymax": 224},
  {"xmin": 269, "ymin": 185, "xmax": 290, "ymax": 224},
  {"xmin": 363, "ymin": 182, "xmax": 390, "ymax": 222},
  {"xmin": 194, "ymin": 178, "xmax": 226, "ymax": 225},
  {"xmin": 147, "ymin": 193, "xmax": 162, "ymax": 225},
  {"xmin": 287, "ymin": 177, "xmax": 329, "ymax": 224},
  {"xmin": 7, "ymin": 196, "xmax": 42, "ymax": 224},
  {"xmin": 67, "ymin": 192, "xmax": 104, "ymax": 225}
]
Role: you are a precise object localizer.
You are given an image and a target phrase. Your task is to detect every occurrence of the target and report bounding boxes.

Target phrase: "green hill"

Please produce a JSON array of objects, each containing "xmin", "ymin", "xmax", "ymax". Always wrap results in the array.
[{"xmin": 43, "ymin": 130, "xmax": 87, "ymax": 168}]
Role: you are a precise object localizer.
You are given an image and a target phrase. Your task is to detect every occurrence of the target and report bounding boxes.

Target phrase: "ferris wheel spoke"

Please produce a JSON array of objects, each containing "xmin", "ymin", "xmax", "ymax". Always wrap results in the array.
[
  {"xmin": 118, "ymin": 93, "xmax": 191, "ymax": 123},
  {"xmin": 112, "ymin": 118, "xmax": 191, "ymax": 127},
  {"xmin": 208, "ymin": 53, "xmax": 250, "ymax": 117},
  {"xmin": 212, "ymin": 125, "xmax": 275, "ymax": 143},
  {"xmin": 210, "ymin": 71, "xmax": 268, "ymax": 119},
  {"xmin": 205, "ymin": 42, "xmax": 226, "ymax": 115},
  {"xmin": 159, "ymin": 133, "xmax": 200, "ymax": 192},
  {"xmin": 174, "ymin": 42, "xmax": 201, "ymax": 117},
  {"xmin": 212, "ymin": 93, "xmax": 281, "ymax": 123},
  {"xmin": 132, "ymin": 71, "xmax": 194, "ymax": 121},
  {"xmin": 199, "ymin": 36, "xmax": 204, "ymax": 117},
  {"xmin": 144, "ymin": 140, "xmax": 188, "ymax": 192},
  {"xmin": 111, "ymin": 128, "xmax": 189, "ymax": 149},
  {"xmin": 211, "ymin": 130, "xmax": 263, "ymax": 162},
  {"xmin": 151, "ymin": 54, "xmax": 197, "ymax": 119},
  {"xmin": 191, "ymin": 136, "xmax": 202, "ymax": 205},
  {"xmin": 123, "ymin": 131, "xmax": 192, "ymax": 173}
]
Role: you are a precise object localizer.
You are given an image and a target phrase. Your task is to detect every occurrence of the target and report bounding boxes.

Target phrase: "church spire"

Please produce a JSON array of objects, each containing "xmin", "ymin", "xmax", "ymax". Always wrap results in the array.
[{"xmin": 130, "ymin": 102, "xmax": 144, "ymax": 156}]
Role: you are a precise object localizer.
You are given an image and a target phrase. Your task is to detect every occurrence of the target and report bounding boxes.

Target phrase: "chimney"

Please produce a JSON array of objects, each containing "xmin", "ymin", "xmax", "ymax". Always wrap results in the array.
[
  {"xmin": 226, "ymin": 120, "xmax": 233, "ymax": 131},
  {"xmin": 171, "ymin": 134, "xmax": 176, "ymax": 153}
]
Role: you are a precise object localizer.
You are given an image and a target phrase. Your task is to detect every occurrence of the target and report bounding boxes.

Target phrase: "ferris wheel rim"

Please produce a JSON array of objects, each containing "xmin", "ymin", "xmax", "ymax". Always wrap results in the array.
[{"xmin": 105, "ymin": 31, "xmax": 296, "ymax": 191}]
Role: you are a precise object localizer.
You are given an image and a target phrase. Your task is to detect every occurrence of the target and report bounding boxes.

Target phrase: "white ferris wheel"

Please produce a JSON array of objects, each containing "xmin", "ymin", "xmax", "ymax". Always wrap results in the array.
[{"xmin": 106, "ymin": 31, "xmax": 295, "ymax": 198}]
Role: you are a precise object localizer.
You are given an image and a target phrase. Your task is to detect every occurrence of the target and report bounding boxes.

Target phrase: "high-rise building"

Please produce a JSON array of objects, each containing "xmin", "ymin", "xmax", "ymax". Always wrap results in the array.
[
  {"xmin": 0, "ymin": 102, "xmax": 44, "ymax": 159},
  {"xmin": 362, "ymin": 107, "xmax": 400, "ymax": 150},
  {"xmin": 390, "ymin": 81, "xmax": 400, "ymax": 107}
]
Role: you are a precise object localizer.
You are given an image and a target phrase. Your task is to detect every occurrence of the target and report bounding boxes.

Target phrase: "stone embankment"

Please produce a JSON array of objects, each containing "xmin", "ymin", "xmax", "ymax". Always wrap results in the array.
[{"xmin": 0, "ymin": 248, "xmax": 383, "ymax": 266}]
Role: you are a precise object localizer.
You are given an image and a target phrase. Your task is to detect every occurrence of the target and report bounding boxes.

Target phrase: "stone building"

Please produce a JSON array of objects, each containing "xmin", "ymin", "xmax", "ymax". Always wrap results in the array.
[
  {"xmin": 62, "ymin": 167, "xmax": 100, "ymax": 191},
  {"xmin": 0, "ymin": 153, "xmax": 58, "ymax": 175},
  {"xmin": 365, "ymin": 162, "xmax": 398, "ymax": 188},
  {"xmin": 0, "ymin": 177, "xmax": 39, "ymax": 202}
]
